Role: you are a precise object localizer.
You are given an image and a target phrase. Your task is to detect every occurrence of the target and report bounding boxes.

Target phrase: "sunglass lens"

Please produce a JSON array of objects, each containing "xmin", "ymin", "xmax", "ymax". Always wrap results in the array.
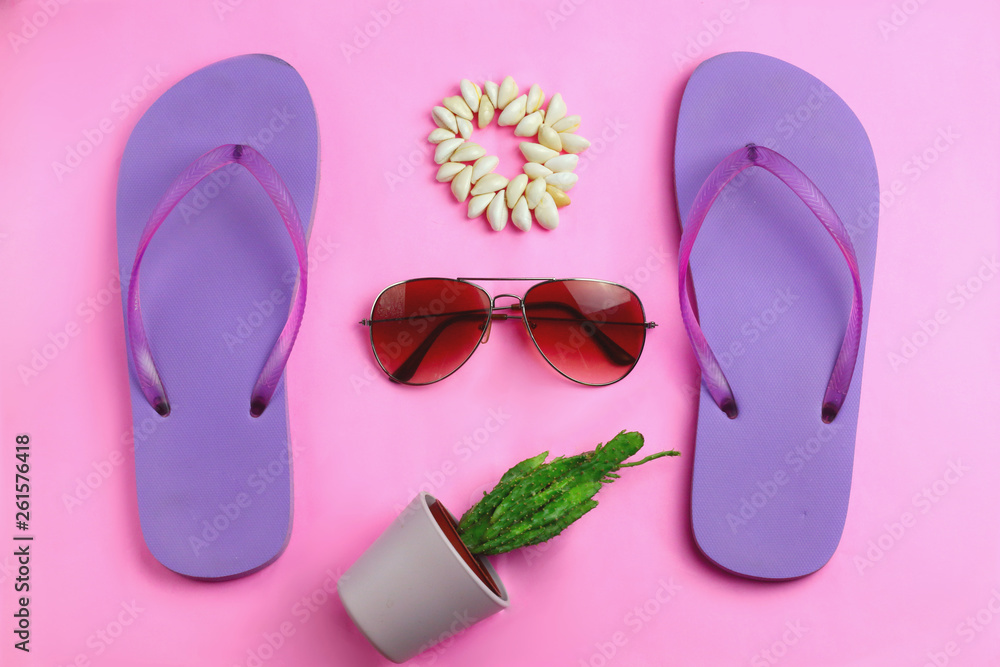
[
  {"xmin": 523, "ymin": 280, "xmax": 647, "ymax": 385},
  {"xmin": 370, "ymin": 279, "xmax": 491, "ymax": 384}
]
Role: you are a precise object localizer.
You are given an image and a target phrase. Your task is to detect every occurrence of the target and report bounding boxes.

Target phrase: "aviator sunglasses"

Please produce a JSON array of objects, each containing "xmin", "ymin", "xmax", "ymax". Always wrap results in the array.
[{"xmin": 360, "ymin": 278, "xmax": 656, "ymax": 386}]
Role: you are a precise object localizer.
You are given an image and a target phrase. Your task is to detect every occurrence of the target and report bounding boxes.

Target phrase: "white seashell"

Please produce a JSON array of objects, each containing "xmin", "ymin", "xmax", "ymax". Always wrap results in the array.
[
  {"xmin": 544, "ymin": 154, "xmax": 578, "ymax": 173},
  {"xmin": 497, "ymin": 94, "xmax": 527, "ymax": 126},
  {"xmin": 434, "ymin": 137, "xmax": 465, "ymax": 164},
  {"xmin": 546, "ymin": 184, "xmax": 571, "ymax": 208},
  {"xmin": 443, "ymin": 95, "xmax": 473, "ymax": 121},
  {"xmin": 511, "ymin": 196, "xmax": 532, "ymax": 231},
  {"xmin": 468, "ymin": 192, "xmax": 494, "ymax": 218},
  {"xmin": 559, "ymin": 133, "xmax": 591, "ymax": 154},
  {"xmin": 505, "ymin": 174, "xmax": 528, "ymax": 208},
  {"xmin": 538, "ymin": 125, "xmax": 562, "ymax": 152},
  {"xmin": 534, "ymin": 192, "xmax": 559, "ymax": 230},
  {"xmin": 498, "ymin": 75, "xmax": 518, "ymax": 109},
  {"xmin": 526, "ymin": 84, "xmax": 544, "ymax": 113},
  {"xmin": 525, "ymin": 177, "xmax": 546, "ymax": 209},
  {"xmin": 428, "ymin": 128, "xmax": 456, "ymax": 144},
  {"xmin": 450, "ymin": 142, "xmax": 486, "ymax": 163},
  {"xmin": 456, "ymin": 117, "xmax": 474, "ymax": 139},
  {"xmin": 545, "ymin": 171, "xmax": 579, "ymax": 191},
  {"xmin": 460, "ymin": 79, "xmax": 482, "ymax": 114},
  {"xmin": 477, "ymin": 97, "xmax": 495, "ymax": 128},
  {"xmin": 523, "ymin": 162, "xmax": 553, "ymax": 180},
  {"xmin": 433, "ymin": 106, "xmax": 458, "ymax": 133},
  {"xmin": 436, "ymin": 161, "xmax": 465, "ymax": 183},
  {"xmin": 451, "ymin": 165, "xmax": 474, "ymax": 202},
  {"xmin": 552, "ymin": 115, "xmax": 581, "ymax": 133},
  {"xmin": 471, "ymin": 155, "xmax": 500, "ymax": 183},
  {"xmin": 543, "ymin": 93, "xmax": 566, "ymax": 126},
  {"xmin": 520, "ymin": 142, "xmax": 559, "ymax": 163},
  {"xmin": 487, "ymin": 190, "xmax": 508, "ymax": 231},
  {"xmin": 514, "ymin": 111, "xmax": 544, "ymax": 137},
  {"xmin": 470, "ymin": 172, "xmax": 508, "ymax": 196},
  {"xmin": 484, "ymin": 81, "xmax": 499, "ymax": 108}
]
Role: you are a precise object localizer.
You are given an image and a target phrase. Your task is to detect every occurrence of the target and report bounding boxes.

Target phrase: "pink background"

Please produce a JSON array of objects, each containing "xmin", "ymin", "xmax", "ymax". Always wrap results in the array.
[{"xmin": 2, "ymin": 1, "xmax": 999, "ymax": 665}]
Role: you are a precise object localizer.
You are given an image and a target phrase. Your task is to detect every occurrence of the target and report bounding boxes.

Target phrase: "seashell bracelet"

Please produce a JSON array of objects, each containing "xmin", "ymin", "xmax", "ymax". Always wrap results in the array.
[{"xmin": 428, "ymin": 76, "xmax": 590, "ymax": 232}]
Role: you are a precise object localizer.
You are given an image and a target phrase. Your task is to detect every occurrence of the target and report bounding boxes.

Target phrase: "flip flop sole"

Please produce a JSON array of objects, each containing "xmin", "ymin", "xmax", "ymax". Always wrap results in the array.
[
  {"xmin": 116, "ymin": 55, "xmax": 318, "ymax": 579},
  {"xmin": 675, "ymin": 52, "xmax": 878, "ymax": 580}
]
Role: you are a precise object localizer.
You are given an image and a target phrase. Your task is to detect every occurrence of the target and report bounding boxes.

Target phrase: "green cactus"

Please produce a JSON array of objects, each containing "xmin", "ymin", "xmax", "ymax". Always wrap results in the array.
[{"xmin": 457, "ymin": 431, "xmax": 678, "ymax": 556}]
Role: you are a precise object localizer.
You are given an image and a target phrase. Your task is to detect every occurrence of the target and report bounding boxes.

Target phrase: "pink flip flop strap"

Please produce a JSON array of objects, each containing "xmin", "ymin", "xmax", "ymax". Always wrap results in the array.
[
  {"xmin": 127, "ymin": 144, "xmax": 308, "ymax": 417},
  {"xmin": 678, "ymin": 144, "xmax": 863, "ymax": 423}
]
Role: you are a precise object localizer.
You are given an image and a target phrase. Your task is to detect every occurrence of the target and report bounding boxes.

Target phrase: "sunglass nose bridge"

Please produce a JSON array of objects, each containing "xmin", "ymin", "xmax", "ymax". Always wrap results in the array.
[
  {"xmin": 491, "ymin": 295, "xmax": 524, "ymax": 318},
  {"xmin": 479, "ymin": 295, "xmax": 525, "ymax": 343}
]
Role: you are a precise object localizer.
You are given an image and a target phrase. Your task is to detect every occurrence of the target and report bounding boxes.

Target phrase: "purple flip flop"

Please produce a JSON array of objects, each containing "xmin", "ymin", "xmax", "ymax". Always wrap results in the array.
[
  {"xmin": 116, "ymin": 55, "xmax": 318, "ymax": 580},
  {"xmin": 674, "ymin": 52, "xmax": 878, "ymax": 580}
]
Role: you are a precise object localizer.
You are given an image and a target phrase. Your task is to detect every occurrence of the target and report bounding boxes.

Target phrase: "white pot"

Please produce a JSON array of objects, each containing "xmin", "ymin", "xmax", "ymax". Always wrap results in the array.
[{"xmin": 338, "ymin": 492, "xmax": 509, "ymax": 663}]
